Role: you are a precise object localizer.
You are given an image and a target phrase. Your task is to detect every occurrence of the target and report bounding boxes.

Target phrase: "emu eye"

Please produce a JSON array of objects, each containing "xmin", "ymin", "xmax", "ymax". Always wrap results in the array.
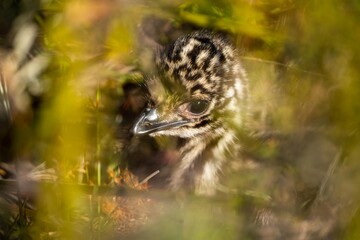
[{"xmin": 187, "ymin": 100, "xmax": 209, "ymax": 115}]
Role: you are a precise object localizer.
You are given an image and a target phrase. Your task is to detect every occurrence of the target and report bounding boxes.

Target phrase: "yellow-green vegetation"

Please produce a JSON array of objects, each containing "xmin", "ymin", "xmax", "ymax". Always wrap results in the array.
[{"xmin": 0, "ymin": 0, "xmax": 359, "ymax": 239}]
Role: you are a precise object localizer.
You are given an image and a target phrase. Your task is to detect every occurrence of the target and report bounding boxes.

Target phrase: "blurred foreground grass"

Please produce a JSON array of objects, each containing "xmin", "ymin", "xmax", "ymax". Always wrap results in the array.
[{"xmin": 0, "ymin": 0, "xmax": 360, "ymax": 239}]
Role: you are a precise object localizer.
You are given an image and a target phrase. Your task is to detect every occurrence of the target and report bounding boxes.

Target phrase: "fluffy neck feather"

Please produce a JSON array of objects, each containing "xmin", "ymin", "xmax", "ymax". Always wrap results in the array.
[{"xmin": 169, "ymin": 119, "xmax": 239, "ymax": 195}]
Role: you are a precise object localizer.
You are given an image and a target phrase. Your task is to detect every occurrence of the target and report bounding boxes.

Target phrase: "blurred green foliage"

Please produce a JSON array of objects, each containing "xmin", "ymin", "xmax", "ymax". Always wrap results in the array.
[{"xmin": 0, "ymin": 0, "xmax": 360, "ymax": 239}]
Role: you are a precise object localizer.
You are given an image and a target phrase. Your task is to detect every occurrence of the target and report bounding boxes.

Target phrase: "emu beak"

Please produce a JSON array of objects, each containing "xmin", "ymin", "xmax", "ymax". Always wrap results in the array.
[{"xmin": 131, "ymin": 108, "xmax": 189, "ymax": 135}]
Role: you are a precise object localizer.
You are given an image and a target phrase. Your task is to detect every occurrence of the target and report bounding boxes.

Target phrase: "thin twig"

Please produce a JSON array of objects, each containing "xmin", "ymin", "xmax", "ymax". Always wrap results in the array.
[
  {"xmin": 317, "ymin": 148, "xmax": 343, "ymax": 202},
  {"xmin": 241, "ymin": 56, "xmax": 324, "ymax": 76},
  {"xmin": 138, "ymin": 170, "xmax": 160, "ymax": 186}
]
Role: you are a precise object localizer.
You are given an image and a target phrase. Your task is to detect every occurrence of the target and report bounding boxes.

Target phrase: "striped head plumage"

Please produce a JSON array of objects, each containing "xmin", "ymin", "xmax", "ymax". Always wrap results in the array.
[{"xmin": 132, "ymin": 31, "xmax": 249, "ymax": 195}]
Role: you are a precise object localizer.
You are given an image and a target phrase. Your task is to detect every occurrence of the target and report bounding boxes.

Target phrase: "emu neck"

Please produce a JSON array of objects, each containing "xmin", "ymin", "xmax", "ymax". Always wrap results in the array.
[{"xmin": 170, "ymin": 128, "xmax": 236, "ymax": 195}]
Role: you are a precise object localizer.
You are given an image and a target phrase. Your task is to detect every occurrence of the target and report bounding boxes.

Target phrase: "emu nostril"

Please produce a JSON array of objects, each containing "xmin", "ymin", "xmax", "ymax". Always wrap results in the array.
[{"xmin": 144, "ymin": 108, "xmax": 158, "ymax": 122}]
